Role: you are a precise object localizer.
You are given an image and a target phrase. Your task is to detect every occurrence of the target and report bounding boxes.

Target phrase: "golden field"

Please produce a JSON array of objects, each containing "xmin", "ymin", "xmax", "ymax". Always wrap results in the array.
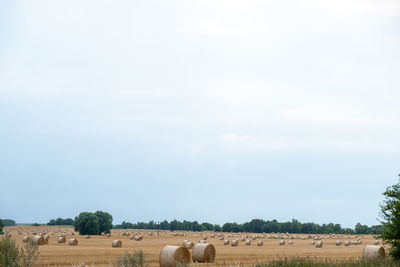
[{"xmin": 3, "ymin": 226, "xmax": 381, "ymax": 267}]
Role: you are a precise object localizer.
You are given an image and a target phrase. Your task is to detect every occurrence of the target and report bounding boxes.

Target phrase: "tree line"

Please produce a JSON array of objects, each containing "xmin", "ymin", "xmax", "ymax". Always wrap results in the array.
[{"xmin": 114, "ymin": 219, "xmax": 383, "ymax": 235}]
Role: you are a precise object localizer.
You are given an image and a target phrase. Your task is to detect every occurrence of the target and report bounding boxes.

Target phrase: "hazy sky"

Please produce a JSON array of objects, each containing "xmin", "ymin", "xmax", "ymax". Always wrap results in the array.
[{"xmin": 0, "ymin": 0, "xmax": 399, "ymax": 228}]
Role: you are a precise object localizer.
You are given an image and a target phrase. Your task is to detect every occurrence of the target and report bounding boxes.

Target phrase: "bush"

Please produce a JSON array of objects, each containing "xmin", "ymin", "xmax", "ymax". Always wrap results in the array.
[
  {"xmin": 0, "ymin": 235, "xmax": 39, "ymax": 267},
  {"xmin": 74, "ymin": 212, "xmax": 100, "ymax": 235},
  {"xmin": 114, "ymin": 250, "xmax": 148, "ymax": 267}
]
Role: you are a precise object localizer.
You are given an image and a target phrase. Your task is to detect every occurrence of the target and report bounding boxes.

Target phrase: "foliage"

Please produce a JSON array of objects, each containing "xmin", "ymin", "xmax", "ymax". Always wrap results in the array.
[
  {"xmin": 114, "ymin": 218, "xmax": 379, "ymax": 235},
  {"xmin": 20, "ymin": 240, "xmax": 40, "ymax": 267},
  {"xmin": 0, "ymin": 235, "xmax": 39, "ymax": 267},
  {"xmin": 114, "ymin": 250, "xmax": 148, "ymax": 267},
  {"xmin": 95, "ymin": 211, "xmax": 113, "ymax": 234},
  {"xmin": 0, "ymin": 219, "xmax": 3, "ymax": 234},
  {"xmin": 0, "ymin": 235, "xmax": 20, "ymax": 267},
  {"xmin": 1, "ymin": 220, "xmax": 16, "ymax": 227},
  {"xmin": 74, "ymin": 212, "xmax": 100, "ymax": 235},
  {"xmin": 380, "ymin": 174, "xmax": 400, "ymax": 260},
  {"xmin": 47, "ymin": 218, "xmax": 74, "ymax": 226}
]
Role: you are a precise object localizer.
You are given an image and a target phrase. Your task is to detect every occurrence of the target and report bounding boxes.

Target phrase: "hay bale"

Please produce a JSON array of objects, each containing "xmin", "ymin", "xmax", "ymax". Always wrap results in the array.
[
  {"xmin": 86, "ymin": 235, "xmax": 90, "ymax": 239},
  {"xmin": 135, "ymin": 235, "xmax": 143, "ymax": 241},
  {"xmin": 231, "ymin": 239, "xmax": 239, "ymax": 247},
  {"xmin": 33, "ymin": 235, "xmax": 45, "ymax": 246},
  {"xmin": 183, "ymin": 240, "xmax": 194, "ymax": 249},
  {"xmin": 202, "ymin": 235, "xmax": 207, "ymax": 240},
  {"xmin": 224, "ymin": 240, "xmax": 229, "ymax": 245},
  {"xmin": 374, "ymin": 240, "xmax": 380, "ymax": 245},
  {"xmin": 106, "ymin": 233, "xmax": 111, "ymax": 237},
  {"xmin": 43, "ymin": 235, "xmax": 49, "ymax": 244},
  {"xmin": 357, "ymin": 240, "xmax": 362, "ymax": 245},
  {"xmin": 257, "ymin": 240, "xmax": 263, "ymax": 246},
  {"xmin": 344, "ymin": 241, "xmax": 350, "ymax": 246},
  {"xmin": 363, "ymin": 245, "xmax": 385, "ymax": 259},
  {"xmin": 69, "ymin": 238, "xmax": 78, "ymax": 246},
  {"xmin": 245, "ymin": 239, "xmax": 251, "ymax": 246},
  {"xmin": 112, "ymin": 240, "xmax": 122, "ymax": 248},
  {"xmin": 288, "ymin": 241, "xmax": 293, "ymax": 245},
  {"xmin": 22, "ymin": 236, "xmax": 31, "ymax": 243},
  {"xmin": 280, "ymin": 240, "xmax": 285, "ymax": 245},
  {"xmin": 310, "ymin": 241, "xmax": 315, "ymax": 245},
  {"xmin": 159, "ymin": 245, "xmax": 190, "ymax": 267},
  {"xmin": 58, "ymin": 236, "xmax": 66, "ymax": 243},
  {"xmin": 336, "ymin": 240, "xmax": 341, "ymax": 246},
  {"xmin": 316, "ymin": 241, "xmax": 323, "ymax": 248},
  {"xmin": 219, "ymin": 236, "xmax": 224, "ymax": 240},
  {"xmin": 192, "ymin": 243, "xmax": 216, "ymax": 263}
]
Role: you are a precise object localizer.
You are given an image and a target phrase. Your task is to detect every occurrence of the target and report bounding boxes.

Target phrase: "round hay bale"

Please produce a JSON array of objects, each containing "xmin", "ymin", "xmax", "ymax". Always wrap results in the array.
[
  {"xmin": 245, "ymin": 239, "xmax": 251, "ymax": 246},
  {"xmin": 159, "ymin": 245, "xmax": 190, "ymax": 267},
  {"xmin": 310, "ymin": 241, "xmax": 315, "ymax": 245},
  {"xmin": 112, "ymin": 240, "xmax": 122, "ymax": 248},
  {"xmin": 86, "ymin": 235, "xmax": 90, "ymax": 239},
  {"xmin": 257, "ymin": 240, "xmax": 263, "ymax": 246},
  {"xmin": 288, "ymin": 241, "xmax": 293, "ymax": 245},
  {"xmin": 58, "ymin": 236, "xmax": 66, "ymax": 243},
  {"xmin": 344, "ymin": 241, "xmax": 350, "ymax": 246},
  {"xmin": 43, "ymin": 235, "xmax": 49, "ymax": 244},
  {"xmin": 192, "ymin": 243, "xmax": 216, "ymax": 263},
  {"xmin": 374, "ymin": 240, "xmax": 380, "ymax": 245},
  {"xmin": 106, "ymin": 233, "xmax": 111, "ymax": 237},
  {"xmin": 279, "ymin": 240, "xmax": 285, "ymax": 245},
  {"xmin": 69, "ymin": 238, "xmax": 78, "ymax": 246},
  {"xmin": 22, "ymin": 236, "xmax": 31, "ymax": 243},
  {"xmin": 224, "ymin": 240, "xmax": 229, "ymax": 245},
  {"xmin": 33, "ymin": 235, "xmax": 45, "ymax": 246},
  {"xmin": 202, "ymin": 235, "xmax": 207, "ymax": 240},
  {"xmin": 357, "ymin": 240, "xmax": 362, "ymax": 245},
  {"xmin": 316, "ymin": 241, "xmax": 323, "ymax": 248},
  {"xmin": 363, "ymin": 245, "xmax": 385, "ymax": 259},
  {"xmin": 231, "ymin": 239, "xmax": 239, "ymax": 247},
  {"xmin": 135, "ymin": 235, "xmax": 143, "ymax": 241},
  {"xmin": 336, "ymin": 240, "xmax": 341, "ymax": 246},
  {"xmin": 219, "ymin": 236, "xmax": 224, "ymax": 240},
  {"xmin": 183, "ymin": 240, "xmax": 194, "ymax": 249}
]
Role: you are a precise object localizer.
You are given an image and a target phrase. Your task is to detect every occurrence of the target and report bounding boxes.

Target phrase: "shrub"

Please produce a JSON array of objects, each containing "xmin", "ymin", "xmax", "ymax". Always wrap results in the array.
[
  {"xmin": 114, "ymin": 250, "xmax": 148, "ymax": 267},
  {"xmin": 0, "ymin": 235, "xmax": 20, "ymax": 267}
]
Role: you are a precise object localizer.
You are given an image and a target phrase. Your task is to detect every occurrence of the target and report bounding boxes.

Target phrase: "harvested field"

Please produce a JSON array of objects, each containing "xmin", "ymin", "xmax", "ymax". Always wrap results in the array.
[{"xmin": 3, "ymin": 226, "xmax": 382, "ymax": 267}]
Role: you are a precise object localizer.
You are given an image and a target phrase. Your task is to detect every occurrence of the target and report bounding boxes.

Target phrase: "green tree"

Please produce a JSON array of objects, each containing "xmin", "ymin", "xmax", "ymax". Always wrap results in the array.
[
  {"xmin": 0, "ymin": 219, "xmax": 3, "ymax": 234},
  {"xmin": 380, "ymin": 174, "xmax": 400, "ymax": 260},
  {"xmin": 95, "ymin": 211, "xmax": 113, "ymax": 234},
  {"xmin": 2, "ymin": 220, "xmax": 16, "ymax": 227},
  {"xmin": 74, "ymin": 212, "xmax": 100, "ymax": 235}
]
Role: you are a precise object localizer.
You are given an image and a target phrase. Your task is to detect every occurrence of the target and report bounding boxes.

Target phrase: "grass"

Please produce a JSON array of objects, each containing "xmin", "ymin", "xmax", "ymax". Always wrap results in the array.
[{"xmin": 253, "ymin": 257, "xmax": 400, "ymax": 267}]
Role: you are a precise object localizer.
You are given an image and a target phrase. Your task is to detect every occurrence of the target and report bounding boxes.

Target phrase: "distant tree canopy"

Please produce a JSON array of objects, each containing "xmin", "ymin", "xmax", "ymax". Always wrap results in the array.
[
  {"xmin": 114, "ymin": 218, "xmax": 382, "ymax": 235},
  {"xmin": 47, "ymin": 218, "xmax": 74, "ymax": 226},
  {"xmin": 1, "ymin": 219, "xmax": 16, "ymax": 227},
  {"xmin": 73, "ymin": 211, "xmax": 113, "ymax": 235},
  {"xmin": 0, "ymin": 219, "xmax": 3, "ymax": 234}
]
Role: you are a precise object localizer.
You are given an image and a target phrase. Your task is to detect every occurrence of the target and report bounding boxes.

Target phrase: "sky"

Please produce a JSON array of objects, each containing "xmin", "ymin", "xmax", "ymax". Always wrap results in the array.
[{"xmin": 0, "ymin": 0, "xmax": 399, "ymax": 228}]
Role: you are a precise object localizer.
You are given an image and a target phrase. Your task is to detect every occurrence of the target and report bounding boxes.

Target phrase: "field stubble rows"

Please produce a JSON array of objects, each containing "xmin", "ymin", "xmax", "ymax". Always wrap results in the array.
[{"xmin": 3, "ymin": 226, "xmax": 381, "ymax": 267}]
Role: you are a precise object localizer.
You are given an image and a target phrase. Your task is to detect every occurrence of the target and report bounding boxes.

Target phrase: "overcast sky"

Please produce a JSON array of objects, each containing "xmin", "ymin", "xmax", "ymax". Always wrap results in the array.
[{"xmin": 0, "ymin": 0, "xmax": 399, "ymax": 228}]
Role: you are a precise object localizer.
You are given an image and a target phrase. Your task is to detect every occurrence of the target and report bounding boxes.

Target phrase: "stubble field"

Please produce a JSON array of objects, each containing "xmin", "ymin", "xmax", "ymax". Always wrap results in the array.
[{"xmin": 3, "ymin": 226, "xmax": 381, "ymax": 267}]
